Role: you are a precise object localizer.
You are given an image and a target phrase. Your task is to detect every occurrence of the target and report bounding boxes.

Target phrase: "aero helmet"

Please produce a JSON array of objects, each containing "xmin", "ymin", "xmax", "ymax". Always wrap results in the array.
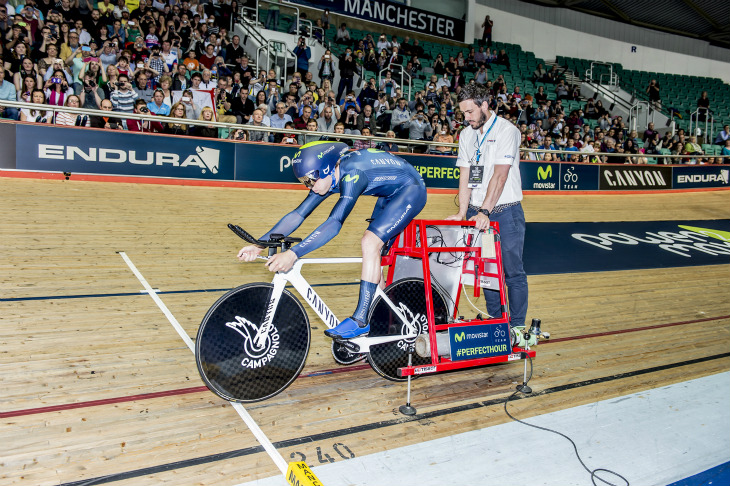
[{"xmin": 292, "ymin": 141, "xmax": 349, "ymax": 188}]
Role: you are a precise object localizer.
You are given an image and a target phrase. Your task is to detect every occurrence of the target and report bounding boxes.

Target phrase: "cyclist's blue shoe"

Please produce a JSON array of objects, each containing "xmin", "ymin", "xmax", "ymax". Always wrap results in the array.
[{"xmin": 324, "ymin": 317, "xmax": 370, "ymax": 339}]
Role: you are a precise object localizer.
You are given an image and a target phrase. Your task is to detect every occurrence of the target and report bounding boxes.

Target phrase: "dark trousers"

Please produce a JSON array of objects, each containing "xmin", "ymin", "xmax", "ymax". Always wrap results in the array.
[
  {"xmin": 466, "ymin": 203, "xmax": 528, "ymax": 326},
  {"xmin": 336, "ymin": 76, "xmax": 353, "ymax": 104}
]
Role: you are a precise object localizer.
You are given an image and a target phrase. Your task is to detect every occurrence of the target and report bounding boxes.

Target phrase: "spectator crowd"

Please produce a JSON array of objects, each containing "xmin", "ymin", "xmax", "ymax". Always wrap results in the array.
[{"xmin": 0, "ymin": 0, "xmax": 727, "ymax": 163}]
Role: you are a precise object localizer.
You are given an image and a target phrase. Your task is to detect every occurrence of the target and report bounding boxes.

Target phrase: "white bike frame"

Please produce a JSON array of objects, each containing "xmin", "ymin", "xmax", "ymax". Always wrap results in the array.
[{"xmin": 256, "ymin": 256, "xmax": 419, "ymax": 353}]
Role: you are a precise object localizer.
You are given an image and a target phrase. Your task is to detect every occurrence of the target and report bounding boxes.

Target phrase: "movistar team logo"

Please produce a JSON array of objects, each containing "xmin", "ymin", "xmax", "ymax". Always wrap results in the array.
[
  {"xmin": 537, "ymin": 165, "xmax": 553, "ymax": 180},
  {"xmin": 454, "ymin": 332, "xmax": 466, "ymax": 342},
  {"xmin": 344, "ymin": 174, "xmax": 359, "ymax": 183}
]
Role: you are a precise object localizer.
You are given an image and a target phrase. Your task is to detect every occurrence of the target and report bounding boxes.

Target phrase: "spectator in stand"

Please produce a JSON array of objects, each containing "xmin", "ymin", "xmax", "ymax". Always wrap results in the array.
[
  {"xmin": 431, "ymin": 123, "xmax": 454, "ymax": 155},
  {"xmin": 44, "ymin": 70, "xmax": 74, "ymax": 106},
  {"xmin": 13, "ymin": 58, "xmax": 41, "ymax": 92},
  {"xmin": 194, "ymin": 107, "xmax": 219, "ymax": 139},
  {"xmin": 19, "ymin": 89, "xmax": 51, "ymax": 123},
  {"xmin": 17, "ymin": 76, "xmax": 37, "ymax": 103},
  {"xmin": 127, "ymin": 98, "xmax": 164, "ymax": 132},
  {"xmin": 684, "ymin": 135, "xmax": 703, "ymax": 157},
  {"xmin": 264, "ymin": 0, "xmax": 280, "ymax": 30},
  {"xmin": 293, "ymin": 104, "xmax": 313, "ymax": 130},
  {"xmin": 377, "ymin": 130, "xmax": 400, "ymax": 152},
  {"xmin": 715, "ymin": 125, "xmax": 730, "ymax": 145},
  {"xmin": 199, "ymin": 43, "xmax": 217, "ymax": 70},
  {"xmin": 54, "ymin": 94, "xmax": 90, "ymax": 126},
  {"xmin": 555, "ymin": 79, "xmax": 569, "ymax": 100},
  {"xmin": 322, "ymin": 122, "xmax": 353, "ymax": 147},
  {"xmin": 496, "ymin": 49, "xmax": 510, "ymax": 70},
  {"xmin": 335, "ymin": 23, "xmax": 351, "ymax": 45},
  {"xmin": 474, "ymin": 47, "xmax": 488, "ymax": 66},
  {"xmin": 408, "ymin": 109, "xmax": 433, "ymax": 146},
  {"xmin": 132, "ymin": 70, "xmax": 154, "ymax": 102},
  {"xmin": 171, "ymin": 64, "xmax": 190, "ymax": 90},
  {"xmin": 293, "ymin": 37, "xmax": 311, "ymax": 76},
  {"xmin": 300, "ymin": 118, "xmax": 319, "ymax": 144},
  {"xmin": 317, "ymin": 49, "xmax": 336, "ymax": 83},
  {"xmin": 337, "ymin": 47, "xmax": 357, "ymax": 103},
  {"xmin": 432, "ymin": 54, "xmax": 446, "ymax": 76},
  {"xmin": 147, "ymin": 88, "xmax": 170, "ymax": 115},
  {"xmin": 352, "ymin": 126, "xmax": 373, "ymax": 150},
  {"xmin": 0, "ymin": 66, "xmax": 19, "ymax": 120},
  {"xmin": 90, "ymin": 98, "xmax": 123, "ymax": 129},
  {"xmin": 646, "ymin": 79, "xmax": 661, "ymax": 110},
  {"xmin": 696, "ymin": 91, "xmax": 711, "ymax": 122},
  {"xmin": 391, "ymin": 97, "xmax": 411, "ymax": 138},
  {"xmin": 474, "ymin": 64, "xmax": 488, "ymax": 85},
  {"xmin": 165, "ymin": 101, "xmax": 189, "ymax": 135},
  {"xmin": 481, "ymin": 15, "xmax": 493, "ymax": 47},
  {"xmin": 532, "ymin": 63, "xmax": 549, "ymax": 83},
  {"xmin": 246, "ymin": 108, "xmax": 271, "ymax": 142},
  {"xmin": 357, "ymin": 104, "xmax": 377, "ymax": 134},
  {"xmin": 721, "ymin": 139, "xmax": 730, "ymax": 159},
  {"xmin": 341, "ymin": 101, "xmax": 360, "ymax": 135},
  {"xmin": 316, "ymin": 105, "xmax": 337, "ymax": 133}
]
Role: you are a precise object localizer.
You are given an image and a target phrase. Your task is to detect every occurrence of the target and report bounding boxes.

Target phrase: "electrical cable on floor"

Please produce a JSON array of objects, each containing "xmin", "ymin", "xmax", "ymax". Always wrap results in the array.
[{"xmin": 504, "ymin": 356, "xmax": 630, "ymax": 486}]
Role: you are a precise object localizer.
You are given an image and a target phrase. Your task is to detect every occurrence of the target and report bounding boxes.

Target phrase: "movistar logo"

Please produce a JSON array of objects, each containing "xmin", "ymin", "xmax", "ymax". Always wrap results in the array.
[
  {"xmin": 537, "ymin": 165, "xmax": 553, "ymax": 180},
  {"xmin": 318, "ymin": 152, "xmax": 324, "ymax": 159},
  {"xmin": 344, "ymin": 174, "xmax": 359, "ymax": 183},
  {"xmin": 679, "ymin": 225, "xmax": 730, "ymax": 242},
  {"xmin": 454, "ymin": 332, "xmax": 465, "ymax": 342}
]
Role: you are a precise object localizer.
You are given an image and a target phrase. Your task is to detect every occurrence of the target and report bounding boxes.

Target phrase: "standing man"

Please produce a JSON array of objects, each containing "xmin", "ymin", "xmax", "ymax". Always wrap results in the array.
[
  {"xmin": 293, "ymin": 37, "xmax": 311, "ymax": 77},
  {"xmin": 445, "ymin": 84, "xmax": 528, "ymax": 329}
]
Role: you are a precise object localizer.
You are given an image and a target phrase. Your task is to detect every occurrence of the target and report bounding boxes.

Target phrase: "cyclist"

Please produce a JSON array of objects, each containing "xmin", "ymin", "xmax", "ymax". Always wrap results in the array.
[{"xmin": 237, "ymin": 141, "xmax": 427, "ymax": 339}]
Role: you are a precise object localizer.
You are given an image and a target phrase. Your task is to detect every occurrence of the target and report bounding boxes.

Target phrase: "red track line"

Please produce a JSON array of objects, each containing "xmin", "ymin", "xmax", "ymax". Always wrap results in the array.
[{"xmin": 2, "ymin": 314, "xmax": 728, "ymax": 419}]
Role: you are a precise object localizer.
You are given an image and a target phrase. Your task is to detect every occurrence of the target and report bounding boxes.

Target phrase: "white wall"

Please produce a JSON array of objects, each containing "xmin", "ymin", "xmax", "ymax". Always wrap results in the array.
[{"xmin": 472, "ymin": 4, "xmax": 730, "ymax": 83}]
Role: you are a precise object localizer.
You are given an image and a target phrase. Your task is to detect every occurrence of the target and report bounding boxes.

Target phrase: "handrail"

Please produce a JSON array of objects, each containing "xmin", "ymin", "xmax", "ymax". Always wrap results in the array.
[
  {"xmin": 689, "ymin": 107, "xmax": 714, "ymax": 143},
  {"xmin": 4, "ymin": 100, "xmax": 723, "ymax": 163},
  {"xmin": 378, "ymin": 66, "xmax": 412, "ymax": 101},
  {"xmin": 586, "ymin": 61, "xmax": 618, "ymax": 88},
  {"xmin": 628, "ymin": 100, "xmax": 654, "ymax": 132}
]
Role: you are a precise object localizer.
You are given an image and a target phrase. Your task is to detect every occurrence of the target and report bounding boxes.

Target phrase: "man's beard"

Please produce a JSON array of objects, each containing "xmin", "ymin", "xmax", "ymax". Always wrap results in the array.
[{"xmin": 471, "ymin": 109, "xmax": 488, "ymax": 130}]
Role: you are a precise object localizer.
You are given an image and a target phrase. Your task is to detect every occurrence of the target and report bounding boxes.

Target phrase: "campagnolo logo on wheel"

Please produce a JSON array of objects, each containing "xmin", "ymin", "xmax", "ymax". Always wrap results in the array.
[
  {"xmin": 225, "ymin": 316, "xmax": 280, "ymax": 368},
  {"xmin": 396, "ymin": 303, "xmax": 428, "ymax": 351}
]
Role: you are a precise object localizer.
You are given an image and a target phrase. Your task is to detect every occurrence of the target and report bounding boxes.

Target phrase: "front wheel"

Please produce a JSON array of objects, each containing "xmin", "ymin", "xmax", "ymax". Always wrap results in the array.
[
  {"xmin": 196, "ymin": 283, "xmax": 310, "ymax": 402},
  {"xmin": 366, "ymin": 278, "xmax": 449, "ymax": 381}
]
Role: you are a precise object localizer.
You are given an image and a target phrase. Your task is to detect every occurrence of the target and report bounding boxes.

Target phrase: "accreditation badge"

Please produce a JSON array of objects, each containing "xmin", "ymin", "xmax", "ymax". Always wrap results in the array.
[{"xmin": 468, "ymin": 165, "xmax": 484, "ymax": 189}]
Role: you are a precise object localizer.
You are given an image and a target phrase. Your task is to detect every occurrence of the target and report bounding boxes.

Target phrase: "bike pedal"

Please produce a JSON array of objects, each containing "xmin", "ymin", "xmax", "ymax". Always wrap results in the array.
[{"xmin": 335, "ymin": 339, "xmax": 361, "ymax": 353}]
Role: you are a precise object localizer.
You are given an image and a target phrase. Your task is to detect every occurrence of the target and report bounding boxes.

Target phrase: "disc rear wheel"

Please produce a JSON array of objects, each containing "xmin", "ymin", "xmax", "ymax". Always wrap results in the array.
[{"xmin": 366, "ymin": 278, "xmax": 449, "ymax": 381}]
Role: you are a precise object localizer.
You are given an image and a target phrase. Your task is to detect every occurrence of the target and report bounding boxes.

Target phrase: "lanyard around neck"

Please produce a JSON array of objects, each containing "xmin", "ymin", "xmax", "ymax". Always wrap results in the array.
[{"xmin": 475, "ymin": 114, "xmax": 497, "ymax": 164}]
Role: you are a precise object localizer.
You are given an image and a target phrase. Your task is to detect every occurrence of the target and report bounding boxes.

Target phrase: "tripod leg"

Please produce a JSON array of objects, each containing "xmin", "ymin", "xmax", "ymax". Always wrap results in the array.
[{"xmin": 399, "ymin": 349, "xmax": 417, "ymax": 416}]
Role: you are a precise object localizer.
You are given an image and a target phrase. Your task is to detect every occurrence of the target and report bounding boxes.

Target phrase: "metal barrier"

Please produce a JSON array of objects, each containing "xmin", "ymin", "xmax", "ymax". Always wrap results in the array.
[
  {"xmin": 2, "ymin": 99, "xmax": 726, "ymax": 164},
  {"xmin": 378, "ymin": 66, "xmax": 412, "ymax": 101},
  {"xmin": 256, "ymin": 39, "xmax": 291, "ymax": 87},
  {"xmin": 629, "ymin": 101, "xmax": 655, "ymax": 133},
  {"xmin": 586, "ymin": 61, "xmax": 619, "ymax": 89},
  {"xmin": 689, "ymin": 107, "xmax": 714, "ymax": 143}
]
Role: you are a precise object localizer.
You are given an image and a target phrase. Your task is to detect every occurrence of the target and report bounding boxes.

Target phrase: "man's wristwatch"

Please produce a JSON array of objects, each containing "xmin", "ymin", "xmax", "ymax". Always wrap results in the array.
[{"xmin": 478, "ymin": 207, "xmax": 491, "ymax": 217}]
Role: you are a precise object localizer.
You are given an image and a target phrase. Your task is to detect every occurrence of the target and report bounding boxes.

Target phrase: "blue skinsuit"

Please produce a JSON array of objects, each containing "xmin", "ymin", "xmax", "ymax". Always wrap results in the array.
[{"xmin": 260, "ymin": 148, "xmax": 427, "ymax": 257}]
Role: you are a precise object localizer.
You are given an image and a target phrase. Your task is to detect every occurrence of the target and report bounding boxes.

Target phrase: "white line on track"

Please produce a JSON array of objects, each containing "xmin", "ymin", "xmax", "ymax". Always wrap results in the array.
[{"xmin": 119, "ymin": 252, "xmax": 289, "ymax": 477}]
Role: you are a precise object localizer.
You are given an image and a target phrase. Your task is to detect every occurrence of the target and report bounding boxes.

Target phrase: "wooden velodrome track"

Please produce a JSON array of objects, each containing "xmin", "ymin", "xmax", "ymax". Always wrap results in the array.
[{"xmin": 1, "ymin": 174, "xmax": 729, "ymax": 485}]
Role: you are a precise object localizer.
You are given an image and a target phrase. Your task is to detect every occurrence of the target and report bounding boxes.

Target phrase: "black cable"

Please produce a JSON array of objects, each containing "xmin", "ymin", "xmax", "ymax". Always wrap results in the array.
[{"xmin": 504, "ymin": 356, "xmax": 630, "ymax": 486}]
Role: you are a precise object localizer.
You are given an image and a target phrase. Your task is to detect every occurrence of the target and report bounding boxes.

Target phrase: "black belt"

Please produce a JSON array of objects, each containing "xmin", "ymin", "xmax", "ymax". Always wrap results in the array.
[{"xmin": 469, "ymin": 201, "xmax": 520, "ymax": 215}]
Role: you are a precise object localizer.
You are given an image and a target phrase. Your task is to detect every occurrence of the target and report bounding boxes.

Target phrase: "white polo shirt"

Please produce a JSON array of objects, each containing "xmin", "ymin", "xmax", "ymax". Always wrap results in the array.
[{"xmin": 456, "ymin": 111, "xmax": 522, "ymax": 208}]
